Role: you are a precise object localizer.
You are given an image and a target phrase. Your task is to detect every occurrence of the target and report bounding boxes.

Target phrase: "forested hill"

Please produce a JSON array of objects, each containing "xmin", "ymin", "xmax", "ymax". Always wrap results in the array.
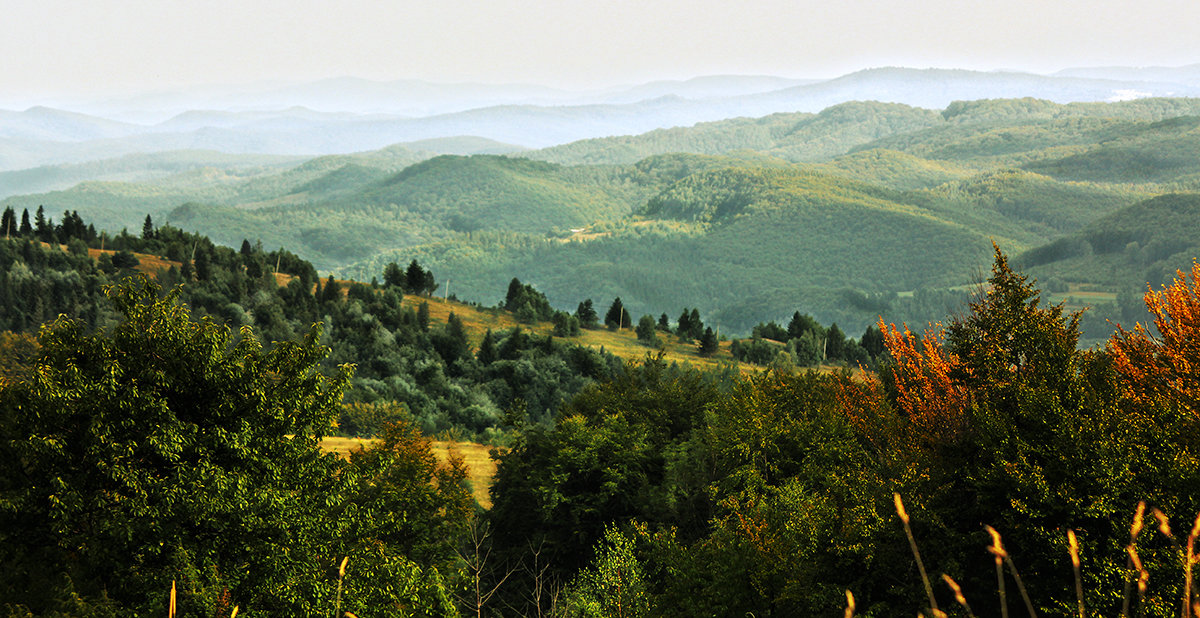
[
  {"xmin": 3, "ymin": 209, "xmax": 897, "ymax": 445},
  {"xmin": 4, "ymin": 96, "xmax": 1200, "ymax": 336}
]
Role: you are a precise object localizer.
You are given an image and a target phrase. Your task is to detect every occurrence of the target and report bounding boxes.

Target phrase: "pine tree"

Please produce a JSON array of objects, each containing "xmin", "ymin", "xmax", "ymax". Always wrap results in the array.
[
  {"xmin": 417, "ymin": 301, "xmax": 430, "ymax": 331},
  {"xmin": 697, "ymin": 327, "xmax": 719, "ymax": 356},
  {"xmin": 860, "ymin": 325, "xmax": 885, "ymax": 358},
  {"xmin": 34, "ymin": 206, "xmax": 48, "ymax": 241},
  {"xmin": 605, "ymin": 297, "xmax": 630, "ymax": 330},
  {"xmin": 477, "ymin": 329, "xmax": 498, "ymax": 364},
  {"xmin": 18, "ymin": 209, "xmax": 32, "ymax": 236},
  {"xmin": 405, "ymin": 260, "xmax": 427, "ymax": 295},
  {"xmin": 383, "ymin": 262, "xmax": 406, "ymax": 289},
  {"xmin": 142, "ymin": 215, "xmax": 155, "ymax": 240},
  {"xmin": 576, "ymin": 299, "xmax": 599, "ymax": 329},
  {"xmin": 677, "ymin": 308, "xmax": 693, "ymax": 341},
  {"xmin": 321, "ymin": 274, "xmax": 341, "ymax": 304},
  {"xmin": 1, "ymin": 207, "xmax": 14, "ymax": 239},
  {"xmin": 505, "ymin": 277, "xmax": 525, "ymax": 310}
]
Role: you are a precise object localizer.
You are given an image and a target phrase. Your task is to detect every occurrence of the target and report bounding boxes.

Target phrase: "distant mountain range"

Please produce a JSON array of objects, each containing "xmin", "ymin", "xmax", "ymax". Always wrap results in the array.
[{"xmin": 3, "ymin": 66, "xmax": 1200, "ymax": 176}]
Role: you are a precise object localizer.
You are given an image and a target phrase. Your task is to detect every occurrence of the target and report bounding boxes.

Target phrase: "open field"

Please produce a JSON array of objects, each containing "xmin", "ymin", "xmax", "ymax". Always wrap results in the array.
[{"xmin": 320, "ymin": 437, "xmax": 500, "ymax": 508}]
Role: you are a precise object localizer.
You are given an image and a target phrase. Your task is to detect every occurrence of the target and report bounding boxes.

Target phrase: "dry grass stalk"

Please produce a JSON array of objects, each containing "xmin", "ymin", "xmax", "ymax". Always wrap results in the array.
[
  {"xmin": 333, "ymin": 556, "xmax": 349, "ymax": 618},
  {"xmin": 942, "ymin": 574, "xmax": 976, "ymax": 618},
  {"xmin": 986, "ymin": 526, "xmax": 1009, "ymax": 618},
  {"xmin": 843, "ymin": 589, "xmax": 855, "ymax": 618},
  {"xmin": 895, "ymin": 493, "xmax": 940, "ymax": 615},
  {"xmin": 1153, "ymin": 508, "xmax": 1174, "ymax": 539},
  {"xmin": 1128, "ymin": 545, "xmax": 1149, "ymax": 618},
  {"xmin": 985, "ymin": 526, "xmax": 1038, "ymax": 618},
  {"xmin": 1123, "ymin": 502, "xmax": 1147, "ymax": 618},
  {"xmin": 169, "ymin": 580, "xmax": 176, "ymax": 618},
  {"xmin": 1067, "ymin": 529, "xmax": 1084, "ymax": 618},
  {"xmin": 230, "ymin": 607, "xmax": 239, "ymax": 618},
  {"xmin": 1185, "ymin": 511, "xmax": 1200, "ymax": 618}
]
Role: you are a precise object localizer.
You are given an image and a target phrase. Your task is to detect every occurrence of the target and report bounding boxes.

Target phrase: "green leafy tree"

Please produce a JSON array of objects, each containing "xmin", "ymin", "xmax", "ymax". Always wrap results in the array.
[
  {"xmin": 0, "ymin": 277, "xmax": 353, "ymax": 614},
  {"xmin": 635, "ymin": 314, "xmax": 659, "ymax": 346}
]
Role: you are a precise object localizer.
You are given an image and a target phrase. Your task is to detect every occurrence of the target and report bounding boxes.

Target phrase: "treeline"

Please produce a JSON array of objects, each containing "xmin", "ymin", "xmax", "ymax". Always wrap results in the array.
[{"xmin": 0, "ymin": 212, "xmax": 625, "ymax": 439}]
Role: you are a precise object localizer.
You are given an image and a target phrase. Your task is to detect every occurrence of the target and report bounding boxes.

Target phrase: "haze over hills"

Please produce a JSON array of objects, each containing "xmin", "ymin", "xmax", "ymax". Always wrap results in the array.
[
  {"xmin": 4, "ymin": 65, "xmax": 1200, "ymax": 338},
  {"xmin": 4, "ymin": 66, "xmax": 1200, "ymax": 174}
]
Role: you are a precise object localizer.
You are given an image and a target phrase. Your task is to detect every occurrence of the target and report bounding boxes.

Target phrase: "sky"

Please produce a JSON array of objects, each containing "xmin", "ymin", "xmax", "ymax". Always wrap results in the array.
[{"xmin": 4, "ymin": 0, "xmax": 1200, "ymax": 102}]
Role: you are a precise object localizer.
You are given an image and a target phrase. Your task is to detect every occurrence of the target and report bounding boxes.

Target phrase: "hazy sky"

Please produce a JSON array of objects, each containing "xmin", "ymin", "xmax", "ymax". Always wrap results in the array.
[{"xmin": 5, "ymin": 0, "xmax": 1200, "ymax": 100}]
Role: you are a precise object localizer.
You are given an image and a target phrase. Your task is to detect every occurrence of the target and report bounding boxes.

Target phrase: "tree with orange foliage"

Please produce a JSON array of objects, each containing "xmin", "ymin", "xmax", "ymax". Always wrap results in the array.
[
  {"xmin": 877, "ymin": 321, "xmax": 972, "ymax": 446},
  {"xmin": 1110, "ymin": 261, "xmax": 1200, "ymax": 416}
]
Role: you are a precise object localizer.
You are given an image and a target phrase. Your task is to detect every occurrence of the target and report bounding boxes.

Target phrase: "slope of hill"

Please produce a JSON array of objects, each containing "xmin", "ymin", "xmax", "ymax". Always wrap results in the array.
[{"xmin": 1020, "ymin": 193, "xmax": 1200, "ymax": 288}]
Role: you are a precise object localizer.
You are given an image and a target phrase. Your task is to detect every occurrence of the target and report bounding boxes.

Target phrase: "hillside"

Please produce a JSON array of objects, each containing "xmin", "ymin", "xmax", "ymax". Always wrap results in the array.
[{"xmin": 6, "ymin": 96, "xmax": 1200, "ymax": 336}]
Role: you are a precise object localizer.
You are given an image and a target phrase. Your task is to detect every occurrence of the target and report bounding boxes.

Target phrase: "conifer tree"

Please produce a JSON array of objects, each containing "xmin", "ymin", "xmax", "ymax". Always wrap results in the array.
[
  {"xmin": 505, "ymin": 277, "xmax": 525, "ymax": 309},
  {"xmin": 383, "ymin": 261, "xmax": 406, "ymax": 289},
  {"xmin": 697, "ymin": 326, "xmax": 719, "ymax": 356},
  {"xmin": 417, "ymin": 301, "xmax": 430, "ymax": 331},
  {"xmin": 18, "ymin": 208, "xmax": 32, "ymax": 236},
  {"xmin": 477, "ymin": 329, "xmax": 498, "ymax": 364},
  {"xmin": 576, "ymin": 299, "xmax": 599, "ymax": 329},
  {"xmin": 1, "ymin": 207, "xmax": 14, "ymax": 239},
  {"xmin": 605, "ymin": 297, "xmax": 630, "ymax": 330}
]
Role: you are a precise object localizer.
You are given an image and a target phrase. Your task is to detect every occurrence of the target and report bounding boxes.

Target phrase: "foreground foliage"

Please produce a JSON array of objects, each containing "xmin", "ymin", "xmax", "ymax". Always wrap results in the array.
[
  {"xmin": 0, "ymin": 278, "xmax": 470, "ymax": 616},
  {"xmin": 488, "ymin": 249, "xmax": 1200, "ymax": 617}
]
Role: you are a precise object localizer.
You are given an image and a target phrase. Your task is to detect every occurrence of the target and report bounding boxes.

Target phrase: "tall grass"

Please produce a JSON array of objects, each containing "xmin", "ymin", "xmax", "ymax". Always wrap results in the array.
[{"xmin": 880, "ymin": 495, "xmax": 1200, "ymax": 618}]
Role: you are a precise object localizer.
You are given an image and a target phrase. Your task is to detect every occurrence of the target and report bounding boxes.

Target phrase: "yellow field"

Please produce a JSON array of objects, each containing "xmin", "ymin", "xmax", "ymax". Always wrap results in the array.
[{"xmin": 319, "ymin": 437, "xmax": 500, "ymax": 508}]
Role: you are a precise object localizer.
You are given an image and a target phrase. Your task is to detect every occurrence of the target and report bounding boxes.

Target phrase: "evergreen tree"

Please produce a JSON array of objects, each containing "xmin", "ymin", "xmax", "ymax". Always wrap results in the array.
[
  {"xmin": 383, "ymin": 261, "xmax": 406, "ymax": 289},
  {"xmin": 657, "ymin": 313, "xmax": 671, "ymax": 332},
  {"xmin": 825, "ymin": 323, "xmax": 846, "ymax": 360},
  {"xmin": 477, "ymin": 329, "xmax": 498, "ymax": 364},
  {"xmin": 142, "ymin": 215, "xmax": 155, "ymax": 240},
  {"xmin": 18, "ymin": 208, "xmax": 32, "ymax": 236},
  {"xmin": 697, "ymin": 326, "xmax": 719, "ymax": 356},
  {"xmin": 860, "ymin": 324, "xmax": 885, "ymax": 358},
  {"xmin": 505, "ymin": 277, "xmax": 525, "ymax": 309},
  {"xmin": 34, "ymin": 206, "xmax": 49, "ymax": 241},
  {"xmin": 417, "ymin": 301, "xmax": 430, "ymax": 331},
  {"xmin": 321, "ymin": 274, "xmax": 341, "ymax": 304},
  {"xmin": 677, "ymin": 308, "xmax": 693, "ymax": 340},
  {"xmin": 787, "ymin": 311, "xmax": 821, "ymax": 341},
  {"xmin": 1, "ymin": 207, "xmax": 14, "ymax": 239},
  {"xmin": 604, "ymin": 297, "xmax": 630, "ymax": 330},
  {"xmin": 405, "ymin": 260, "xmax": 427, "ymax": 295},
  {"xmin": 193, "ymin": 249, "xmax": 211, "ymax": 281},
  {"xmin": 576, "ymin": 299, "xmax": 599, "ymax": 329}
]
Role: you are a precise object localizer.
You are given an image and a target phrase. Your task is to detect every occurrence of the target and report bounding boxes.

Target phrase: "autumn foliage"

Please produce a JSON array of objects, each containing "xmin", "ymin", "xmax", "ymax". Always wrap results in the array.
[
  {"xmin": 877, "ymin": 321, "xmax": 972, "ymax": 445},
  {"xmin": 1111, "ymin": 261, "xmax": 1200, "ymax": 416}
]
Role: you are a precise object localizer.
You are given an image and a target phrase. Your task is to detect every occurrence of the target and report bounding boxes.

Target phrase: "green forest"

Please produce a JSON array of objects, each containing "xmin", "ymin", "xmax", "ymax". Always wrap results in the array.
[
  {"xmin": 8, "ymin": 97, "xmax": 1200, "ymax": 338},
  {"xmin": 5, "ymin": 223, "xmax": 1200, "ymax": 616},
  {"xmin": 5, "ymin": 94, "xmax": 1200, "ymax": 616}
]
